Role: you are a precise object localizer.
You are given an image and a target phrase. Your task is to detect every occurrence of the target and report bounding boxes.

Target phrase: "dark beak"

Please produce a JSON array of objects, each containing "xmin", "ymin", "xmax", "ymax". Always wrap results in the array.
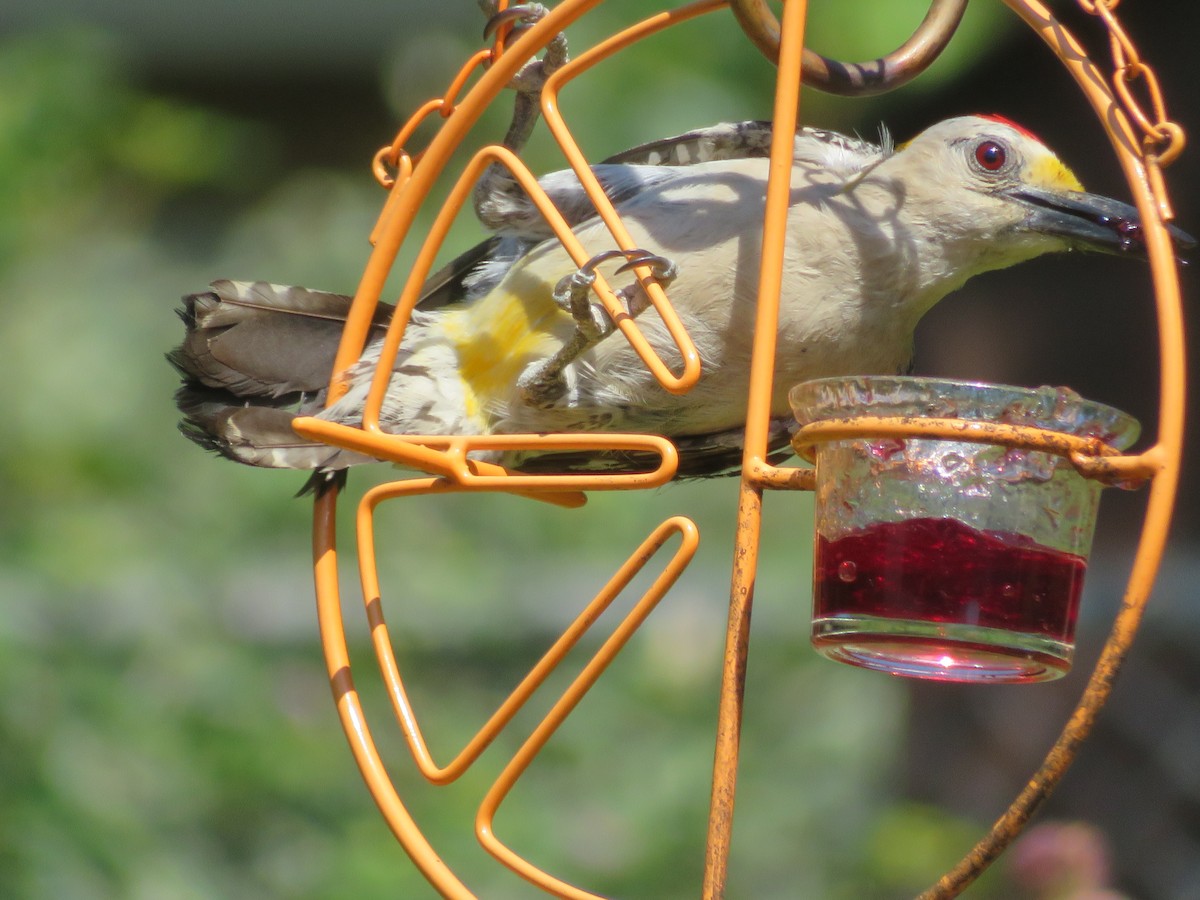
[{"xmin": 1011, "ymin": 185, "xmax": 1195, "ymax": 256}]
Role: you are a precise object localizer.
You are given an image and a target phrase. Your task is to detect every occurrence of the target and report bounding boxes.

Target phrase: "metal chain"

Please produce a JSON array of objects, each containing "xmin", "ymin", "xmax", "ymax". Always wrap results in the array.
[{"xmin": 1079, "ymin": 0, "xmax": 1185, "ymax": 218}]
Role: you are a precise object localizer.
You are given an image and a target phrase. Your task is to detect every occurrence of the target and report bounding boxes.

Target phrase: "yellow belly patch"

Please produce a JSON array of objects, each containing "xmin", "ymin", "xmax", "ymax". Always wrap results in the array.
[{"xmin": 443, "ymin": 281, "xmax": 564, "ymax": 421}]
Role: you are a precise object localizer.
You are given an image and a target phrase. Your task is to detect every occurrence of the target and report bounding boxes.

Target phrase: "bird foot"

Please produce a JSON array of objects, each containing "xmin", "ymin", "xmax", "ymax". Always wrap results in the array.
[
  {"xmin": 519, "ymin": 248, "xmax": 677, "ymax": 407},
  {"xmin": 551, "ymin": 248, "xmax": 677, "ymax": 337},
  {"xmin": 480, "ymin": 3, "xmax": 568, "ymax": 97},
  {"xmin": 473, "ymin": 3, "xmax": 569, "ymax": 227}
]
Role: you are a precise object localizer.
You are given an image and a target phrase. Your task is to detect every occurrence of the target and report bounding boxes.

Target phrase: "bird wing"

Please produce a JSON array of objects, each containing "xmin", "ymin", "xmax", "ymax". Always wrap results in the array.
[
  {"xmin": 417, "ymin": 120, "xmax": 888, "ymax": 310},
  {"xmin": 479, "ymin": 120, "xmax": 880, "ymax": 237}
]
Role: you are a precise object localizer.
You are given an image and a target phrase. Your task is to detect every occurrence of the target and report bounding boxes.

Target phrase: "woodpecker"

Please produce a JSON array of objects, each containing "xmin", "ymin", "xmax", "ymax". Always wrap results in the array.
[{"xmin": 171, "ymin": 115, "xmax": 1192, "ymax": 484}]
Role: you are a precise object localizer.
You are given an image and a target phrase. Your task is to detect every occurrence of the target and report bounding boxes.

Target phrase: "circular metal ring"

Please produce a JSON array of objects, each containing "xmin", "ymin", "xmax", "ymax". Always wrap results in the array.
[{"xmin": 729, "ymin": 0, "xmax": 969, "ymax": 96}]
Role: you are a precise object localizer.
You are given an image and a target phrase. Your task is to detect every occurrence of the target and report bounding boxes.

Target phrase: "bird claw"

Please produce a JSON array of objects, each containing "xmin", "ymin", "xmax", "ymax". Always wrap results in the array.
[
  {"xmin": 551, "ymin": 267, "xmax": 597, "ymax": 302},
  {"xmin": 573, "ymin": 247, "xmax": 678, "ymax": 285},
  {"xmin": 551, "ymin": 268, "xmax": 605, "ymax": 341},
  {"xmin": 551, "ymin": 247, "xmax": 678, "ymax": 337},
  {"xmin": 482, "ymin": 3, "xmax": 548, "ymax": 41},
  {"xmin": 604, "ymin": 248, "xmax": 678, "ymax": 323},
  {"xmin": 614, "ymin": 250, "xmax": 678, "ymax": 285}
]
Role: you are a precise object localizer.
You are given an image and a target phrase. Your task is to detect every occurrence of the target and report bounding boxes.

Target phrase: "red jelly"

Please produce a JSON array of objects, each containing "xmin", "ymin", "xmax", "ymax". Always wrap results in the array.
[{"xmin": 812, "ymin": 517, "xmax": 1087, "ymax": 682}]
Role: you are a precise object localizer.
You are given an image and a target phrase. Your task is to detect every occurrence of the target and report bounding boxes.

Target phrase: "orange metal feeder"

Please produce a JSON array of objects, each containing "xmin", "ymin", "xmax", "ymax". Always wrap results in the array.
[{"xmin": 289, "ymin": 0, "xmax": 1188, "ymax": 896}]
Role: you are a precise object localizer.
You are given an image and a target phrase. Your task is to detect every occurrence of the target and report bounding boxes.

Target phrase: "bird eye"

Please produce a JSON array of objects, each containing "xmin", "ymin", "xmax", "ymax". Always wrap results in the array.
[{"xmin": 974, "ymin": 140, "xmax": 1007, "ymax": 172}]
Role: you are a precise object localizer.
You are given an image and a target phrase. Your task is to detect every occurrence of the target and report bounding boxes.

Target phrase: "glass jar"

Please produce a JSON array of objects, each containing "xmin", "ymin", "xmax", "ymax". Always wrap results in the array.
[{"xmin": 789, "ymin": 376, "xmax": 1141, "ymax": 683}]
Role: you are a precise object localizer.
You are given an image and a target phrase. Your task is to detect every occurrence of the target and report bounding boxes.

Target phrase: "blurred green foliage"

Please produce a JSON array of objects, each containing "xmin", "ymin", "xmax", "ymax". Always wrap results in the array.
[{"xmin": 0, "ymin": 7, "xmax": 1023, "ymax": 898}]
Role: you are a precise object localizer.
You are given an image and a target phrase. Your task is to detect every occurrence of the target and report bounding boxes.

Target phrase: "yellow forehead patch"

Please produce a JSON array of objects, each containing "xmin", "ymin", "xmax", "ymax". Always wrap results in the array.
[{"xmin": 1028, "ymin": 153, "xmax": 1084, "ymax": 193}]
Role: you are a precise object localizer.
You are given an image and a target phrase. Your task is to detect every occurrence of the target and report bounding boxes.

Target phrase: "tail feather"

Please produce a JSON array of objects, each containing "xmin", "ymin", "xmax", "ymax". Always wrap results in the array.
[
  {"xmin": 175, "ymin": 385, "xmax": 352, "ymax": 469},
  {"xmin": 171, "ymin": 280, "xmax": 389, "ymax": 473},
  {"xmin": 169, "ymin": 280, "xmax": 391, "ymax": 401}
]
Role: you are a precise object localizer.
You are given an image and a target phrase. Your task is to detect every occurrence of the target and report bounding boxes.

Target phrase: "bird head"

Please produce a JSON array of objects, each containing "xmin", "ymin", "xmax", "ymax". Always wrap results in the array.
[{"xmin": 881, "ymin": 114, "xmax": 1193, "ymax": 275}]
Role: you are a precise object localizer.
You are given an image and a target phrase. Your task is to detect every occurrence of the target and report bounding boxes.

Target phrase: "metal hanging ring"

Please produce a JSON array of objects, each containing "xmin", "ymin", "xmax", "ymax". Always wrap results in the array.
[{"xmin": 729, "ymin": 0, "xmax": 969, "ymax": 96}]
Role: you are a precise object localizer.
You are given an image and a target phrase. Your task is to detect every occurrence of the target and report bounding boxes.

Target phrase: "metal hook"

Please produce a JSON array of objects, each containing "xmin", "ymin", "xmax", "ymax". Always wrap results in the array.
[{"xmin": 729, "ymin": 0, "xmax": 969, "ymax": 96}]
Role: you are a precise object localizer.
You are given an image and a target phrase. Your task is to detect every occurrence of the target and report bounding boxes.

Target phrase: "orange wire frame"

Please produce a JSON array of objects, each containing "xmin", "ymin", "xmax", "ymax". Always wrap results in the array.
[{"xmin": 291, "ymin": 1, "xmax": 1188, "ymax": 897}]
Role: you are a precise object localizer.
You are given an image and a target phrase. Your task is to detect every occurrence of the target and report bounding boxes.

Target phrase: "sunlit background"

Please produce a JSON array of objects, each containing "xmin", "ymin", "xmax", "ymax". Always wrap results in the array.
[{"xmin": 2, "ymin": 1, "xmax": 1197, "ymax": 898}]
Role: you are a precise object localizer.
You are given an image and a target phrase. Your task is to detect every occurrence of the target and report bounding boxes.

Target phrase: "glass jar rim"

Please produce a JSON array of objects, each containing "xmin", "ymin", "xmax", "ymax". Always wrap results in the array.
[{"xmin": 788, "ymin": 376, "xmax": 1141, "ymax": 450}]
